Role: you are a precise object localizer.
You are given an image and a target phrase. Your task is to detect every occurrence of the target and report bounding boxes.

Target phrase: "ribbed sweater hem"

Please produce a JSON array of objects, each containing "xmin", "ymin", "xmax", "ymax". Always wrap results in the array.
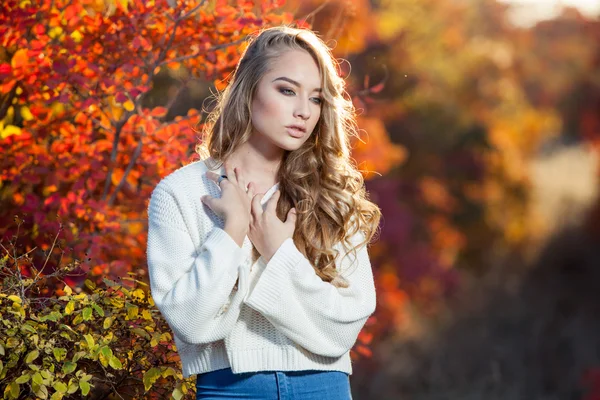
[{"xmin": 177, "ymin": 338, "xmax": 352, "ymax": 378}]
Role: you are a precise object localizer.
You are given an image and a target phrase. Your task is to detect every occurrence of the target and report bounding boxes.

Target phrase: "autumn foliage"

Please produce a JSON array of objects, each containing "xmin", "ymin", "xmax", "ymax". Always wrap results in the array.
[
  {"xmin": 0, "ymin": 0, "xmax": 296, "ymax": 284},
  {"xmin": 3, "ymin": 0, "xmax": 600, "ymax": 397}
]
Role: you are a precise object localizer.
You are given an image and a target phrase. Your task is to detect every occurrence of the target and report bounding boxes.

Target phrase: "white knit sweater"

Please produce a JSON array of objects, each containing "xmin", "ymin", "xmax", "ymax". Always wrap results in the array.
[{"xmin": 146, "ymin": 158, "xmax": 377, "ymax": 378}]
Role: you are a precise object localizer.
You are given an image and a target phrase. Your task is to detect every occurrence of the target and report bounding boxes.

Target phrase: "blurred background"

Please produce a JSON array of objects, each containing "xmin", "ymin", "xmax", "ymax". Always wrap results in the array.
[{"xmin": 1, "ymin": 0, "xmax": 599, "ymax": 398}]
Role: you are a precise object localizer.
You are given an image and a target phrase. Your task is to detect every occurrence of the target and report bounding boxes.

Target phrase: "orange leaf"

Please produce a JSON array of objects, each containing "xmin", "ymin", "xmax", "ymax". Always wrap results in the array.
[
  {"xmin": 150, "ymin": 107, "xmax": 167, "ymax": 118},
  {"xmin": 11, "ymin": 49, "xmax": 28, "ymax": 69}
]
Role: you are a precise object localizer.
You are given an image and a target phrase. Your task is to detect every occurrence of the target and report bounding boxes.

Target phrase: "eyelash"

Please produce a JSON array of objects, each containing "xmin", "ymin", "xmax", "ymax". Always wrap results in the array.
[{"xmin": 279, "ymin": 88, "xmax": 322, "ymax": 105}]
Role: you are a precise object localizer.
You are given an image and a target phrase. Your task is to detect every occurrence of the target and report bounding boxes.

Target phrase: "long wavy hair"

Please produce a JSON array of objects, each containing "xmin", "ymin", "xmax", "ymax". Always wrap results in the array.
[{"xmin": 196, "ymin": 26, "xmax": 381, "ymax": 288}]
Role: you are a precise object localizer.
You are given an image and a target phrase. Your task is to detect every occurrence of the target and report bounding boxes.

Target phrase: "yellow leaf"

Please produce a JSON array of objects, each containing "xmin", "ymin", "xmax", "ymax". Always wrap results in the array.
[
  {"xmin": 103, "ymin": 317, "xmax": 114, "ymax": 329},
  {"xmin": 126, "ymin": 305, "xmax": 138, "ymax": 320},
  {"xmin": 142, "ymin": 309, "xmax": 152, "ymax": 320},
  {"xmin": 48, "ymin": 26, "xmax": 63, "ymax": 39},
  {"xmin": 64, "ymin": 301, "xmax": 75, "ymax": 315},
  {"xmin": 51, "ymin": 102, "xmax": 64, "ymax": 115},
  {"xmin": 132, "ymin": 289, "xmax": 145, "ymax": 300},
  {"xmin": 20, "ymin": 106, "xmax": 34, "ymax": 121},
  {"xmin": 1, "ymin": 125, "xmax": 22, "ymax": 139},
  {"xmin": 64, "ymin": 285, "xmax": 72, "ymax": 296},
  {"xmin": 70, "ymin": 30, "xmax": 83, "ymax": 42},
  {"xmin": 8, "ymin": 295, "xmax": 22, "ymax": 304},
  {"xmin": 123, "ymin": 100, "xmax": 135, "ymax": 112}
]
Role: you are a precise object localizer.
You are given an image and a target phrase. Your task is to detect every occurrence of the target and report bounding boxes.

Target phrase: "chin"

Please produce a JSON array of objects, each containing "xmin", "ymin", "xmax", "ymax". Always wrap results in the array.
[{"xmin": 274, "ymin": 138, "xmax": 305, "ymax": 152}]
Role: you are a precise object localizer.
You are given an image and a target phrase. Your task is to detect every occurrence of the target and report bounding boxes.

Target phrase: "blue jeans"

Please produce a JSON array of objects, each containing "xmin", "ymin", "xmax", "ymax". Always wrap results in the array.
[{"xmin": 195, "ymin": 367, "xmax": 353, "ymax": 399}]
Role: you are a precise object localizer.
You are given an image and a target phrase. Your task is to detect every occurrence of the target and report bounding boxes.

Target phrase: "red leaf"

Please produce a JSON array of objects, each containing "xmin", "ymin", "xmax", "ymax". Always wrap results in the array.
[
  {"xmin": 115, "ymin": 92, "xmax": 128, "ymax": 103},
  {"xmin": 0, "ymin": 63, "xmax": 11, "ymax": 78},
  {"xmin": 370, "ymin": 82, "xmax": 385, "ymax": 94}
]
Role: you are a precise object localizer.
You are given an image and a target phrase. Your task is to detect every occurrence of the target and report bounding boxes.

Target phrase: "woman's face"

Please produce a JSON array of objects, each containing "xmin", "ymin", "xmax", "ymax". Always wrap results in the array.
[{"xmin": 249, "ymin": 49, "xmax": 322, "ymax": 156}]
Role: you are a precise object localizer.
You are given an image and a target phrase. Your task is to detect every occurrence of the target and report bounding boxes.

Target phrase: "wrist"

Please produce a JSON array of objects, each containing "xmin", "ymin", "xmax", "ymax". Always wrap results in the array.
[{"xmin": 224, "ymin": 223, "xmax": 248, "ymax": 246}]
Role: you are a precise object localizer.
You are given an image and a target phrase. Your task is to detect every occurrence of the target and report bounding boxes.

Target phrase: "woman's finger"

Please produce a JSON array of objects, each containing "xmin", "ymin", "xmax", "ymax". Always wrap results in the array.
[
  {"xmin": 265, "ymin": 190, "xmax": 280, "ymax": 214},
  {"xmin": 205, "ymin": 171, "xmax": 219, "ymax": 184},
  {"xmin": 200, "ymin": 194, "xmax": 213, "ymax": 209},
  {"xmin": 224, "ymin": 163, "xmax": 237, "ymax": 185},
  {"xmin": 251, "ymin": 193, "xmax": 264, "ymax": 218},
  {"xmin": 235, "ymin": 167, "xmax": 247, "ymax": 193},
  {"xmin": 247, "ymin": 182, "xmax": 255, "ymax": 199}
]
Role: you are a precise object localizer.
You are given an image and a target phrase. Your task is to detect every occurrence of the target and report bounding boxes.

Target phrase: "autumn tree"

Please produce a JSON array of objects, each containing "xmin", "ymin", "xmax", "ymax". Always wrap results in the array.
[{"xmin": 0, "ymin": 0, "xmax": 292, "ymax": 287}]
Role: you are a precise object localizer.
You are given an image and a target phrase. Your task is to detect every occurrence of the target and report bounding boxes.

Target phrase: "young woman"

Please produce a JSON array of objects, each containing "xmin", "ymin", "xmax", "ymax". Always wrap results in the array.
[{"xmin": 147, "ymin": 25, "xmax": 381, "ymax": 399}]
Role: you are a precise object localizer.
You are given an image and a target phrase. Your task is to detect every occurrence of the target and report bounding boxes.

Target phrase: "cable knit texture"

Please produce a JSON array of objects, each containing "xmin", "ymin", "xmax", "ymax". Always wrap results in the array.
[{"xmin": 146, "ymin": 158, "xmax": 377, "ymax": 378}]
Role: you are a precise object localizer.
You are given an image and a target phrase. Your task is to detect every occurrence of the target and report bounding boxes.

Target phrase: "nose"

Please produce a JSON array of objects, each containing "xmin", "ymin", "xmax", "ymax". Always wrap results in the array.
[{"xmin": 293, "ymin": 98, "xmax": 311, "ymax": 120}]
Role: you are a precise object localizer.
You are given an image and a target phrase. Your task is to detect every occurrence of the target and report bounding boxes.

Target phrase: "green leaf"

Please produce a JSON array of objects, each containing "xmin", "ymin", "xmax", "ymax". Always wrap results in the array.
[
  {"xmin": 25, "ymin": 349, "xmax": 40, "ymax": 364},
  {"xmin": 32, "ymin": 372, "xmax": 43, "ymax": 385},
  {"xmin": 72, "ymin": 351, "xmax": 86, "ymax": 362},
  {"xmin": 53, "ymin": 348, "xmax": 67, "ymax": 362},
  {"xmin": 84, "ymin": 279, "xmax": 96, "ymax": 290},
  {"xmin": 79, "ymin": 381, "xmax": 91, "ymax": 396},
  {"xmin": 82, "ymin": 307, "xmax": 92, "ymax": 321},
  {"xmin": 108, "ymin": 355, "xmax": 122, "ymax": 370},
  {"xmin": 62, "ymin": 361, "xmax": 77, "ymax": 374},
  {"xmin": 100, "ymin": 346, "xmax": 113, "ymax": 358},
  {"xmin": 0, "ymin": 342, "xmax": 5, "ymax": 356},
  {"xmin": 172, "ymin": 387, "xmax": 184, "ymax": 400},
  {"xmin": 40, "ymin": 311, "xmax": 62, "ymax": 322},
  {"xmin": 53, "ymin": 381, "xmax": 67, "ymax": 393},
  {"xmin": 34, "ymin": 384, "xmax": 48, "ymax": 399},
  {"xmin": 131, "ymin": 327, "xmax": 150, "ymax": 339},
  {"xmin": 83, "ymin": 334, "xmax": 95, "ymax": 349},
  {"xmin": 143, "ymin": 367, "xmax": 161, "ymax": 391},
  {"xmin": 8, "ymin": 381, "xmax": 19, "ymax": 399},
  {"xmin": 50, "ymin": 392, "xmax": 64, "ymax": 400},
  {"xmin": 20, "ymin": 324, "xmax": 36, "ymax": 334},
  {"xmin": 102, "ymin": 278, "xmax": 117, "ymax": 287},
  {"xmin": 15, "ymin": 373, "xmax": 30, "ymax": 384},
  {"xmin": 67, "ymin": 379, "xmax": 78, "ymax": 394},
  {"xmin": 92, "ymin": 303, "xmax": 104, "ymax": 317},
  {"xmin": 64, "ymin": 301, "xmax": 75, "ymax": 315}
]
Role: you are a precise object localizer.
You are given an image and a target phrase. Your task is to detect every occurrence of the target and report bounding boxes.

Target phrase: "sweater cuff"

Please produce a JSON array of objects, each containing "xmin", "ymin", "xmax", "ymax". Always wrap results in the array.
[
  {"xmin": 244, "ymin": 238, "xmax": 303, "ymax": 311},
  {"xmin": 204, "ymin": 227, "xmax": 248, "ymax": 279}
]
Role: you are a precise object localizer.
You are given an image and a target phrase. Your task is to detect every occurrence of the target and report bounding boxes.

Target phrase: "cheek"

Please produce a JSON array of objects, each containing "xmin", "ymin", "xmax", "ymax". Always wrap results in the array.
[
  {"xmin": 253, "ymin": 92, "xmax": 286, "ymax": 121},
  {"xmin": 310, "ymin": 108, "xmax": 321, "ymax": 129}
]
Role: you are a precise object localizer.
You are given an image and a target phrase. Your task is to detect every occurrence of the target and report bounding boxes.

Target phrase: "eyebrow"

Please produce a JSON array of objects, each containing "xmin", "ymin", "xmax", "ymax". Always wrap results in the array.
[{"xmin": 272, "ymin": 76, "xmax": 322, "ymax": 93}]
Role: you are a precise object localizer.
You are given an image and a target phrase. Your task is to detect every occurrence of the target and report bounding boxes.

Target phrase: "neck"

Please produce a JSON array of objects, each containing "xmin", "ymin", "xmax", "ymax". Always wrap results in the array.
[{"xmin": 224, "ymin": 142, "xmax": 284, "ymax": 186}]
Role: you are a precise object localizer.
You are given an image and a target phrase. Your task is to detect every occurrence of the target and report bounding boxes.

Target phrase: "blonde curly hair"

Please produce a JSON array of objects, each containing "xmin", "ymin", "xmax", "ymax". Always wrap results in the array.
[{"xmin": 196, "ymin": 26, "xmax": 381, "ymax": 288}]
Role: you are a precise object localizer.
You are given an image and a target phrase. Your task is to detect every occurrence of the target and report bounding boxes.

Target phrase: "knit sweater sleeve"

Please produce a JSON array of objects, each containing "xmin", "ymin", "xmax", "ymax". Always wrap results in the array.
[
  {"xmin": 243, "ymin": 231, "xmax": 376, "ymax": 358},
  {"xmin": 147, "ymin": 183, "xmax": 249, "ymax": 344}
]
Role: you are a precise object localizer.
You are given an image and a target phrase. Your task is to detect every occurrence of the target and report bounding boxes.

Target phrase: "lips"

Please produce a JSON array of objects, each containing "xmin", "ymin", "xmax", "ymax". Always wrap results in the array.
[
  {"xmin": 286, "ymin": 125, "xmax": 306, "ymax": 138},
  {"xmin": 286, "ymin": 127, "xmax": 305, "ymax": 138}
]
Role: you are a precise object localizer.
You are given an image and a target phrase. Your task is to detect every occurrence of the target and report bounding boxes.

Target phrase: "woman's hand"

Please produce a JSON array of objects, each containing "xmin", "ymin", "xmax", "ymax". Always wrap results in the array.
[
  {"xmin": 201, "ymin": 164, "xmax": 256, "ymax": 244},
  {"xmin": 248, "ymin": 189, "xmax": 297, "ymax": 263}
]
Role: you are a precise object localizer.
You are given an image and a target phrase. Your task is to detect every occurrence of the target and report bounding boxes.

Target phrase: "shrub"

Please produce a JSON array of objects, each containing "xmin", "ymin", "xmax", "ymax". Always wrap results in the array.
[{"xmin": 0, "ymin": 221, "xmax": 194, "ymax": 399}]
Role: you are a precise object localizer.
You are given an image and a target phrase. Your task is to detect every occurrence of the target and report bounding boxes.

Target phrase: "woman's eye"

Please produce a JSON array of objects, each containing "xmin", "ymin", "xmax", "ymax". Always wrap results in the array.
[
  {"xmin": 280, "ymin": 88, "xmax": 295, "ymax": 96},
  {"xmin": 311, "ymin": 97, "xmax": 322, "ymax": 105}
]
